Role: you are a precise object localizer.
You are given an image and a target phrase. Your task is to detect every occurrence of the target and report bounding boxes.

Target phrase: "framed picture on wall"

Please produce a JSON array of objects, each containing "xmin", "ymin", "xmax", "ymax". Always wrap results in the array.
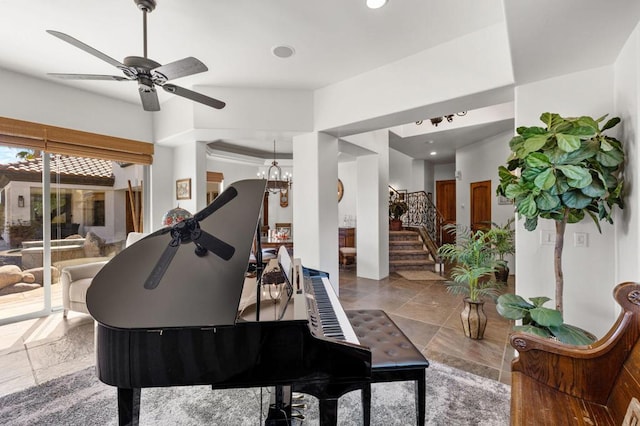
[{"xmin": 176, "ymin": 178, "xmax": 191, "ymax": 200}]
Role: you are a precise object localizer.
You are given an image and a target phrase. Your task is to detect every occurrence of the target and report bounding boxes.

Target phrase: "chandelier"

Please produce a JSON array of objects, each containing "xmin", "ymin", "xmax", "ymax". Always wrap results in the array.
[
  {"xmin": 257, "ymin": 140, "xmax": 292, "ymax": 194},
  {"xmin": 416, "ymin": 111, "xmax": 467, "ymax": 127}
]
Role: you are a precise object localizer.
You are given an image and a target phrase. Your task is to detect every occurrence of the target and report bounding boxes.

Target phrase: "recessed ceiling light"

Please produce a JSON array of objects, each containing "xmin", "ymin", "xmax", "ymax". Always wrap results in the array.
[
  {"xmin": 272, "ymin": 45, "xmax": 295, "ymax": 59},
  {"xmin": 430, "ymin": 151, "xmax": 437, "ymax": 156},
  {"xmin": 366, "ymin": 0, "xmax": 388, "ymax": 9}
]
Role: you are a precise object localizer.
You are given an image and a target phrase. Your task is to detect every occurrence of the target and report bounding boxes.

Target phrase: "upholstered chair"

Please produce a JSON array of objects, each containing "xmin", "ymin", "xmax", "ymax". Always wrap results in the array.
[
  {"xmin": 61, "ymin": 232, "xmax": 148, "ymax": 318},
  {"xmin": 61, "ymin": 260, "xmax": 109, "ymax": 317}
]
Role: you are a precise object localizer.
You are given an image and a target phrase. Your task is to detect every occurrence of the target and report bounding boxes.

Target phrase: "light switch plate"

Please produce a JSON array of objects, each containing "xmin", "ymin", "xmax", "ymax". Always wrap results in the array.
[
  {"xmin": 540, "ymin": 230, "xmax": 555, "ymax": 245},
  {"xmin": 574, "ymin": 232, "xmax": 588, "ymax": 247}
]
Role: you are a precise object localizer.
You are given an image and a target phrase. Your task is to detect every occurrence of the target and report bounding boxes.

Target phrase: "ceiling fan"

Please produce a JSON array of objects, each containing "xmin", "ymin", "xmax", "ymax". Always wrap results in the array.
[{"xmin": 46, "ymin": 0, "xmax": 225, "ymax": 112}]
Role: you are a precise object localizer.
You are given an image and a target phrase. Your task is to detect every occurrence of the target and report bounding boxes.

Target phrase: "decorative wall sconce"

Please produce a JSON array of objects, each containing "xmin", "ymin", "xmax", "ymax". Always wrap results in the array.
[{"xmin": 18, "ymin": 195, "xmax": 24, "ymax": 208}]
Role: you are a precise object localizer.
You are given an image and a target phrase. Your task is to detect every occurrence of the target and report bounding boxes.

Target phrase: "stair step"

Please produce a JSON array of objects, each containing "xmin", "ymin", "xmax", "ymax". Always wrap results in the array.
[
  {"xmin": 390, "ymin": 241, "xmax": 424, "ymax": 250},
  {"xmin": 389, "ymin": 258, "xmax": 435, "ymax": 272},
  {"xmin": 389, "ymin": 230, "xmax": 421, "ymax": 242},
  {"xmin": 390, "ymin": 255, "xmax": 431, "ymax": 262},
  {"xmin": 388, "ymin": 228, "xmax": 439, "ymax": 271}
]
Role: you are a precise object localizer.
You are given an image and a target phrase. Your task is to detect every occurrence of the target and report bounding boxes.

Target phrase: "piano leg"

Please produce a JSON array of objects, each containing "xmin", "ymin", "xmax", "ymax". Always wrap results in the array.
[
  {"xmin": 117, "ymin": 387, "xmax": 141, "ymax": 426},
  {"xmin": 362, "ymin": 384, "xmax": 371, "ymax": 426},
  {"xmin": 265, "ymin": 385, "xmax": 292, "ymax": 425},
  {"xmin": 319, "ymin": 397, "xmax": 339, "ymax": 426}
]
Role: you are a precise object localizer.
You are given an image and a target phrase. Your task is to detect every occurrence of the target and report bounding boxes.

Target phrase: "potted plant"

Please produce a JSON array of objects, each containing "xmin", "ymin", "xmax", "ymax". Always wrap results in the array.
[
  {"xmin": 486, "ymin": 218, "xmax": 515, "ymax": 283},
  {"xmin": 496, "ymin": 294, "xmax": 596, "ymax": 344},
  {"xmin": 497, "ymin": 112, "xmax": 625, "ymax": 313},
  {"xmin": 389, "ymin": 199, "xmax": 408, "ymax": 231},
  {"xmin": 437, "ymin": 224, "xmax": 504, "ymax": 340}
]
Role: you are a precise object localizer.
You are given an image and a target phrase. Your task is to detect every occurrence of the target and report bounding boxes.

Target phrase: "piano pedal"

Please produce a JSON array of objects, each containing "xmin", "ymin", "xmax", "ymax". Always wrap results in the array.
[
  {"xmin": 291, "ymin": 413, "xmax": 305, "ymax": 420},
  {"xmin": 292, "ymin": 393, "xmax": 305, "ymax": 400},
  {"xmin": 292, "ymin": 403, "xmax": 307, "ymax": 409}
]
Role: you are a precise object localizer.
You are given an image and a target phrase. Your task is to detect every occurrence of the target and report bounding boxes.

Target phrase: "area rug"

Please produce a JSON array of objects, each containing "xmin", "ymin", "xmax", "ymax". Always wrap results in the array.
[
  {"xmin": 0, "ymin": 361, "xmax": 509, "ymax": 425},
  {"xmin": 396, "ymin": 270, "xmax": 445, "ymax": 281}
]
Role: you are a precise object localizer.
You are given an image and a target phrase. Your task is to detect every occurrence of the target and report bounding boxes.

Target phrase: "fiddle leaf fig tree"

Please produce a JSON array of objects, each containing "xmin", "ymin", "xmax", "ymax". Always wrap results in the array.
[{"xmin": 497, "ymin": 113, "xmax": 625, "ymax": 312}]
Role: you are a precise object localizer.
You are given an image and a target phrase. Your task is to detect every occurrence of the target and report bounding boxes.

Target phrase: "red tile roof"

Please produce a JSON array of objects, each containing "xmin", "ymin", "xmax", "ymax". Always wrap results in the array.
[{"xmin": 0, "ymin": 156, "xmax": 114, "ymax": 186}]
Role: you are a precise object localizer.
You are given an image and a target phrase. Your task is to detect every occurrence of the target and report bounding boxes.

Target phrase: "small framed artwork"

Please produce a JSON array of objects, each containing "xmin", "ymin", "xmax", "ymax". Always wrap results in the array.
[{"xmin": 176, "ymin": 178, "xmax": 191, "ymax": 200}]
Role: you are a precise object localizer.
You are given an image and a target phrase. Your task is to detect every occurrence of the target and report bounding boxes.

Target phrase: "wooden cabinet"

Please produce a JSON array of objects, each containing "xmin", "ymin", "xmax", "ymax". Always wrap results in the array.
[{"xmin": 339, "ymin": 227, "xmax": 356, "ymax": 248}]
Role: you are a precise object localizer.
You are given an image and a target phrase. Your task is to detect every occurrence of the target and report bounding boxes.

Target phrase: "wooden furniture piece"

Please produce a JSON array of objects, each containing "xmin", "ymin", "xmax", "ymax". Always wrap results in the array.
[
  {"xmin": 339, "ymin": 247, "xmax": 356, "ymax": 267},
  {"xmin": 260, "ymin": 237, "xmax": 293, "ymax": 255},
  {"xmin": 339, "ymin": 227, "xmax": 356, "ymax": 248},
  {"xmin": 509, "ymin": 282, "xmax": 640, "ymax": 425},
  {"xmin": 339, "ymin": 227, "xmax": 356, "ymax": 266},
  {"xmin": 346, "ymin": 309, "xmax": 429, "ymax": 426}
]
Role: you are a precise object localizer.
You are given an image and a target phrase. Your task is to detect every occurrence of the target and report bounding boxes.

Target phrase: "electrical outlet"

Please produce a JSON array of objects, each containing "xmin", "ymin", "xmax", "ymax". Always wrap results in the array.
[
  {"xmin": 574, "ymin": 232, "xmax": 588, "ymax": 247},
  {"xmin": 540, "ymin": 230, "xmax": 555, "ymax": 245}
]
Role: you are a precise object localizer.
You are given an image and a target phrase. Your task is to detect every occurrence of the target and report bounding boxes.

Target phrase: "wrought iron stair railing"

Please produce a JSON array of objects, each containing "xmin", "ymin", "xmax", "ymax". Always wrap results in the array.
[{"xmin": 389, "ymin": 185, "xmax": 446, "ymax": 263}]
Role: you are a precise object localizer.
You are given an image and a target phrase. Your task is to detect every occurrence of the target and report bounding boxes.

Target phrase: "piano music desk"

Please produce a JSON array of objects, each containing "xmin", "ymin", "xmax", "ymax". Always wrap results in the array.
[{"xmin": 346, "ymin": 310, "xmax": 429, "ymax": 426}]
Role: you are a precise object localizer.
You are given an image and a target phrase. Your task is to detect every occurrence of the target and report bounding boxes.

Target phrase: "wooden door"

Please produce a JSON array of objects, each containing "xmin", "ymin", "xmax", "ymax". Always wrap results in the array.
[
  {"xmin": 436, "ymin": 180, "xmax": 456, "ymax": 245},
  {"xmin": 470, "ymin": 180, "xmax": 491, "ymax": 232}
]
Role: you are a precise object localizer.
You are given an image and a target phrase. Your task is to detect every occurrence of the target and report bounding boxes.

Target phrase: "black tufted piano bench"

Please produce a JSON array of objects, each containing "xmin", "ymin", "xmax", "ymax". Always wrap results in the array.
[{"xmin": 346, "ymin": 309, "xmax": 429, "ymax": 426}]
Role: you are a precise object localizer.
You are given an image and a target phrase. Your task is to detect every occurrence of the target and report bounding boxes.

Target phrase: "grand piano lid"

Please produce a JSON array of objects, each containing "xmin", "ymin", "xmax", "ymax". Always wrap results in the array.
[{"xmin": 86, "ymin": 179, "xmax": 267, "ymax": 330}]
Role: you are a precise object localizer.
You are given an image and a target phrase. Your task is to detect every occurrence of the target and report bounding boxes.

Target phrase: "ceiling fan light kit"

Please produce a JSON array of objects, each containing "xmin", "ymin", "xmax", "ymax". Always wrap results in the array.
[{"xmin": 46, "ymin": 0, "xmax": 225, "ymax": 112}]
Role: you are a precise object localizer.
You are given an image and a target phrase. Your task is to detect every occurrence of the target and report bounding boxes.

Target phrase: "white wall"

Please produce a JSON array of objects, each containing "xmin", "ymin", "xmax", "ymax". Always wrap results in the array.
[
  {"xmin": 206, "ymin": 157, "xmax": 294, "ymax": 231},
  {"xmin": 292, "ymin": 132, "xmax": 339, "ymax": 286},
  {"xmin": 154, "ymin": 86, "xmax": 313, "ymax": 146},
  {"xmin": 149, "ymin": 145, "xmax": 175, "ymax": 232},
  {"xmin": 514, "ymin": 65, "xmax": 618, "ymax": 337},
  {"xmin": 434, "ymin": 164, "xmax": 455, "ymax": 182},
  {"xmin": 338, "ymin": 161, "xmax": 357, "ymax": 228},
  {"xmin": 455, "ymin": 130, "xmax": 513, "ymax": 229},
  {"xmin": 614, "ymin": 21, "xmax": 640, "ymax": 286},
  {"xmin": 314, "ymin": 24, "xmax": 514, "ymax": 132},
  {"xmin": 455, "ymin": 130, "xmax": 515, "ymax": 271},
  {"xmin": 411, "ymin": 160, "xmax": 426, "ymax": 193},
  {"xmin": 424, "ymin": 162, "xmax": 435, "ymax": 196},
  {"xmin": 206, "ymin": 158, "xmax": 258, "ymax": 188},
  {"xmin": 351, "ymin": 130, "xmax": 390, "ymax": 280},
  {"xmin": 0, "ymin": 68, "xmax": 152, "ymax": 142},
  {"xmin": 389, "ymin": 148, "xmax": 414, "ymax": 192}
]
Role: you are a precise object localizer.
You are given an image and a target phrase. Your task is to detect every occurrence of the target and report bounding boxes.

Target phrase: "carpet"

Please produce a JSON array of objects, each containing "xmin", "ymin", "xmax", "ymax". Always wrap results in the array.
[
  {"xmin": 0, "ymin": 361, "xmax": 509, "ymax": 425},
  {"xmin": 396, "ymin": 270, "xmax": 445, "ymax": 281}
]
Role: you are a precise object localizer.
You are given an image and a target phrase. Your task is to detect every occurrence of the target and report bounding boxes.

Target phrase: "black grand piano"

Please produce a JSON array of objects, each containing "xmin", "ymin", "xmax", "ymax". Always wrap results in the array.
[{"xmin": 87, "ymin": 179, "xmax": 371, "ymax": 425}]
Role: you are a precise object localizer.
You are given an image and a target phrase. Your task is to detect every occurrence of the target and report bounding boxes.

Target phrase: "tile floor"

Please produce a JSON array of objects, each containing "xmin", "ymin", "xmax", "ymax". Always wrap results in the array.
[{"xmin": 0, "ymin": 268, "xmax": 515, "ymax": 399}]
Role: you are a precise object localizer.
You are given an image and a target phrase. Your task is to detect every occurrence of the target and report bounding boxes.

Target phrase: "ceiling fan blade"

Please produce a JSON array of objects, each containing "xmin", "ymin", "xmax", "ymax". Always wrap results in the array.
[
  {"xmin": 144, "ymin": 243, "xmax": 179, "ymax": 290},
  {"xmin": 162, "ymin": 84, "xmax": 226, "ymax": 109},
  {"xmin": 152, "ymin": 57, "xmax": 208, "ymax": 82},
  {"xmin": 139, "ymin": 89, "xmax": 160, "ymax": 112},
  {"xmin": 192, "ymin": 230, "xmax": 235, "ymax": 261},
  {"xmin": 47, "ymin": 30, "xmax": 126, "ymax": 69},
  {"xmin": 194, "ymin": 187, "xmax": 238, "ymax": 222},
  {"xmin": 47, "ymin": 73, "xmax": 131, "ymax": 81}
]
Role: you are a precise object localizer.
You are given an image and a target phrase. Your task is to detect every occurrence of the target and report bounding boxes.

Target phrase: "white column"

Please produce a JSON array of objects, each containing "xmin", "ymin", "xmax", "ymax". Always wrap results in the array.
[
  {"xmin": 354, "ymin": 130, "xmax": 390, "ymax": 280},
  {"xmin": 292, "ymin": 132, "xmax": 339, "ymax": 292}
]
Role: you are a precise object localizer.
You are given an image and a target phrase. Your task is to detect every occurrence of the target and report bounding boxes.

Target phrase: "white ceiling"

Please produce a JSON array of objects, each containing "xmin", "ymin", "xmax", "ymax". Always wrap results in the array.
[{"xmin": 0, "ymin": 0, "xmax": 639, "ymax": 163}]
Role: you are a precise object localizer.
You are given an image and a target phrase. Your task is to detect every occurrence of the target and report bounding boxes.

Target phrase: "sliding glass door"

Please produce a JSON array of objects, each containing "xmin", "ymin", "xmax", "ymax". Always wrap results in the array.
[{"xmin": 0, "ymin": 147, "xmax": 146, "ymax": 324}]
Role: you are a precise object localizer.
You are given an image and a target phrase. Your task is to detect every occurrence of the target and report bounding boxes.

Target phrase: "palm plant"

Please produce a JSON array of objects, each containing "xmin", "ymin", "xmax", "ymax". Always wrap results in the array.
[
  {"xmin": 437, "ymin": 224, "xmax": 504, "ymax": 302},
  {"xmin": 486, "ymin": 218, "xmax": 515, "ymax": 267}
]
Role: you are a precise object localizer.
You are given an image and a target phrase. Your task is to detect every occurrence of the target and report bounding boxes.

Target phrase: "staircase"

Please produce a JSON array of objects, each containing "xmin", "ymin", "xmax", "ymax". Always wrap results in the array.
[{"xmin": 389, "ymin": 229, "xmax": 435, "ymax": 272}]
